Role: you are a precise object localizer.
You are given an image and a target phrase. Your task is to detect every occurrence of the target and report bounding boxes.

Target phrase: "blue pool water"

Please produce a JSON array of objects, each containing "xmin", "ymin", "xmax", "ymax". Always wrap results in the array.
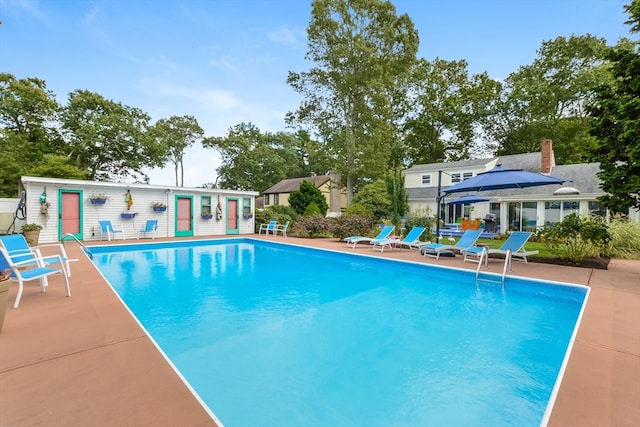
[{"xmin": 90, "ymin": 239, "xmax": 588, "ymax": 427}]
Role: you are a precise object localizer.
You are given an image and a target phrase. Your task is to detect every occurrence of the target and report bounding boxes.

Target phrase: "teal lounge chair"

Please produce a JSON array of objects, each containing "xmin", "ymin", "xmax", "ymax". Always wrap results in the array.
[
  {"xmin": 259, "ymin": 220, "xmax": 278, "ymax": 235},
  {"xmin": 421, "ymin": 229, "xmax": 482, "ymax": 259},
  {"xmin": 273, "ymin": 221, "xmax": 290, "ymax": 237},
  {"xmin": 345, "ymin": 225, "xmax": 395, "ymax": 249},
  {"xmin": 99, "ymin": 220, "xmax": 125, "ymax": 241},
  {"xmin": 462, "ymin": 231, "xmax": 538, "ymax": 268},
  {"xmin": 138, "ymin": 220, "xmax": 158, "ymax": 239},
  {"xmin": 0, "ymin": 245, "xmax": 71, "ymax": 308},
  {"xmin": 372, "ymin": 226, "xmax": 427, "ymax": 252},
  {"xmin": 0, "ymin": 234, "xmax": 76, "ymax": 278}
]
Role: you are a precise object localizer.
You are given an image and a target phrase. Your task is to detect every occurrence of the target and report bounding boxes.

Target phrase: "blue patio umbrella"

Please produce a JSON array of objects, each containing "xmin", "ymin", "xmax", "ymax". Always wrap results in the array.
[
  {"xmin": 434, "ymin": 166, "xmax": 569, "ymax": 241},
  {"xmin": 443, "ymin": 166, "xmax": 569, "ymax": 195},
  {"xmin": 447, "ymin": 194, "xmax": 490, "ymax": 205}
]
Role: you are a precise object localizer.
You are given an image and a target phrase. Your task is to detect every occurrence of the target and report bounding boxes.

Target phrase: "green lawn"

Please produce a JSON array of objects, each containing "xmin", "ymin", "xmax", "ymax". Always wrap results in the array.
[{"xmin": 475, "ymin": 237, "xmax": 555, "ymax": 258}]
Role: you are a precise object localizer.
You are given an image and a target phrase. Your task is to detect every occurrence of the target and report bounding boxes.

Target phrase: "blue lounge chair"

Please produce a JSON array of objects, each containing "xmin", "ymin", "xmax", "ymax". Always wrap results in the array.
[
  {"xmin": 138, "ymin": 220, "xmax": 158, "ymax": 239},
  {"xmin": 259, "ymin": 220, "xmax": 278, "ymax": 235},
  {"xmin": 99, "ymin": 220, "xmax": 125, "ymax": 241},
  {"xmin": 273, "ymin": 221, "xmax": 290, "ymax": 237},
  {"xmin": 462, "ymin": 231, "xmax": 539, "ymax": 267},
  {"xmin": 345, "ymin": 225, "xmax": 395, "ymax": 249},
  {"xmin": 0, "ymin": 234, "xmax": 76, "ymax": 278},
  {"xmin": 0, "ymin": 245, "xmax": 71, "ymax": 308},
  {"xmin": 421, "ymin": 229, "xmax": 482, "ymax": 259},
  {"xmin": 372, "ymin": 226, "xmax": 427, "ymax": 252}
]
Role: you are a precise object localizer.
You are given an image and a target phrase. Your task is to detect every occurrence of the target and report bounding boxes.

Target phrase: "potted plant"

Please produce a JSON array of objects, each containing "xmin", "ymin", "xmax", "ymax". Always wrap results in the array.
[
  {"xmin": 21, "ymin": 223, "xmax": 43, "ymax": 246},
  {"xmin": 89, "ymin": 194, "xmax": 109, "ymax": 205},
  {"xmin": 120, "ymin": 212, "xmax": 137, "ymax": 219},
  {"xmin": 201, "ymin": 208, "xmax": 213, "ymax": 220},
  {"xmin": 151, "ymin": 201, "xmax": 167, "ymax": 212}
]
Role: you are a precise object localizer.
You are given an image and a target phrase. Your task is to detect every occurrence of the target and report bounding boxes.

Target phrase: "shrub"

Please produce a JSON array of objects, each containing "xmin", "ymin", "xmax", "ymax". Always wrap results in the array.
[
  {"xmin": 351, "ymin": 179, "xmax": 391, "ymax": 221},
  {"xmin": 289, "ymin": 181, "xmax": 328, "ymax": 216},
  {"xmin": 537, "ymin": 214, "xmax": 611, "ymax": 263},
  {"xmin": 331, "ymin": 214, "xmax": 373, "ymax": 240},
  {"xmin": 254, "ymin": 207, "xmax": 293, "ymax": 233},
  {"xmin": 303, "ymin": 201, "xmax": 321, "ymax": 216},
  {"xmin": 405, "ymin": 208, "xmax": 434, "ymax": 242},
  {"xmin": 293, "ymin": 214, "xmax": 331, "ymax": 238},
  {"xmin": 603, "ymin": 218, "xmax": 640, "ymax": 259},
  {"xmin": 343, "ymin": 202, "xmax": 370, "ymax": 218}
]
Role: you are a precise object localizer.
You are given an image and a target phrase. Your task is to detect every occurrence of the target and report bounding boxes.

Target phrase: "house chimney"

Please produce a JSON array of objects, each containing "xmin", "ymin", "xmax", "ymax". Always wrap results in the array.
[{"xmin": 540, "ymin": 139, "xmax": 554, "ymax": 174}]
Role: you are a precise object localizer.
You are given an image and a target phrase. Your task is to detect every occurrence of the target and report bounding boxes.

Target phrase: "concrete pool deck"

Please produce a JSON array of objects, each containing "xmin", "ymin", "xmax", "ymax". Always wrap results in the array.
[{"xmin": 0, "ymin": 235, "xmax": 638, "ymax": 426}]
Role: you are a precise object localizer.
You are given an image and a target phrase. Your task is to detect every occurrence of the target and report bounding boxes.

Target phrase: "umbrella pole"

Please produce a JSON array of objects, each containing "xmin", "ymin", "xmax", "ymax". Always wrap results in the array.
[{"xmin": 436, "ymin": 170, "xmax": 442, "ymax": 243}]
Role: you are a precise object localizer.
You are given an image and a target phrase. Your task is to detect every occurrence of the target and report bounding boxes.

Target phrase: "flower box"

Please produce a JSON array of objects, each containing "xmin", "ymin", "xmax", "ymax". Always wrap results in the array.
[
  {"xmin": 90, "ymin": 198, "xmax": 108, "ymax": 205},
  {"xmin": 121, "ymin": 213, "xmax": 137, "ymax": 219},
  {"xmin": 201, "ymin": 214, "xmax": 213, "ymax": 220},
  {"xmin": 153, "ymin": 206, "xmax": 167, "ymax": 212}
]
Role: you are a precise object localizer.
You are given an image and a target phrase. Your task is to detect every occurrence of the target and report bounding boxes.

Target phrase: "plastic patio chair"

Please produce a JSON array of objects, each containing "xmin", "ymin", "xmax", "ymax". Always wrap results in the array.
[
  {"xmin": 0, "ymin": 245, "xmax": 71, "ymax": 308},
  {"xmin": 99, "ymin": 220, "xmax": 125, "ymax": 241}
]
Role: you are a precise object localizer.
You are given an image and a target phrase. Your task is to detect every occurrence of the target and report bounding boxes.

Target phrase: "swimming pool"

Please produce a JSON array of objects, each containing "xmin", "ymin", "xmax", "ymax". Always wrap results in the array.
[{"xmin": 90, "ymin": 239, "xmax": 588, "ymax": 426}]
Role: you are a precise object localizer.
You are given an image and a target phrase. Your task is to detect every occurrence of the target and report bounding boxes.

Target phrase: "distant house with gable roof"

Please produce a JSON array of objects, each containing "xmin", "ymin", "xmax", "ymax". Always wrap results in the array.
[
  {"xmin": 404, "ymin": 140, "xmax": 639, "ymax": 234},
  {"xmin": 262, "ymin": 174, "xmax": 347, "ymax": 215}
]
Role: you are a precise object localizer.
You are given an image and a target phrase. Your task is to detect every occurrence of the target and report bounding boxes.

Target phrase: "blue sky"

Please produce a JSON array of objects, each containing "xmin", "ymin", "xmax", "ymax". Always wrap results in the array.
[{"xmin": 1, "ymin": 0, "xmax": 631, "ymax": 187}]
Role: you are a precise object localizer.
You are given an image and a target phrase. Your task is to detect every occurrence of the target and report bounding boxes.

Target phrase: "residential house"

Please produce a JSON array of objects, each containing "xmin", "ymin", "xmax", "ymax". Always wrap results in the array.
[
  {"xmin": 404, "ymin": 140, "xmax": 639, "ymax": 234},
  {"xmin": 262, "ymin": 174, "xmax": 347, "ymax": 216}
]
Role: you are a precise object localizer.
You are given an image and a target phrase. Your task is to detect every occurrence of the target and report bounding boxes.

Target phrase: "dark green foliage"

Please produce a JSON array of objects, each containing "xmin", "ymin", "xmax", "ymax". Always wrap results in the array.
[
  {"xmin": 405, "ymin": 209, "xmax": 434, "ymax": 242},
  {"xmin": 293, "ymin": 214, "xmax": 331, "ymax": 238},
  {"xmin": 343, "ymin": 203, "xmax": 370, "ymax": 217},
  {"xmin": 330, "ymin": 214, "xmax": 373, "ymax": 240},
  {"xmin": 267, "ymin": 204, "xmax": 299, "ymax": 220},
  {"xmin": 303, "ymin": 201, "xmax": 321, "ymax": 216},
  {"xmin": 536, "ymin": 213, "xmax": 611, "ymax": 263},
  {"xmin": 587, "ymin": 3, "xmax": 640, "ymax": 213},
  {"xmin": 351, "ymin": 179, "xmax": 391, "ymax": 221},
  {"xmin": 386, "ymin": 169, "xmax": 408, "ymax": 228},
  {"xmin": 289, "ymin": 180, "xmax": 328, "ymax": 216},
  {"xmin": 254, "ymin": 206, "xmax": 294, "ymax": 233}
]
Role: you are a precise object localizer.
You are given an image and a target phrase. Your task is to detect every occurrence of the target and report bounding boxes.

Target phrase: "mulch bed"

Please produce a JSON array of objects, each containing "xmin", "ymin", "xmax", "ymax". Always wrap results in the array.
[{"xmin": 529, "ymin": 256, "xmax": 610, "ymax": 270}]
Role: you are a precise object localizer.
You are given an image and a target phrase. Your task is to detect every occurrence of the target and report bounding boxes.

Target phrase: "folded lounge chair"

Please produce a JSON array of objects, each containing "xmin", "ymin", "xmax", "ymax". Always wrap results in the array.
[
  {"xmin": 0, "ymin": 234, "xmax": 76, "ymax": 278},
  {"xmin": 462, "ymin": 231, "xmax": 539, "ymax": 267},
  {"xmin": 421, "ymin": 230, "xmax": 482, "ymax": 259},
  {"xmin": 372, "ymin": 226, "xmax": 427, "ymax": 252},
  {"xmin": 345, "ymin": 225, "xmax": 395, "ymax": 249}
]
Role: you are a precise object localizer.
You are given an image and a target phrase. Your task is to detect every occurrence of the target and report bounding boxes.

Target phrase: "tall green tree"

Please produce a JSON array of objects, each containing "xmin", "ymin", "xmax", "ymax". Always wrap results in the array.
[
  {"xmin": 61, "ymin": 90, "xmax": 162, "ymax": 182},
  {"xmin": 385, "ymin": 168, "xmax": 408, "ymax": 227},
  {"xmin": 286, "ymin": 0, "xmax": 419, "ymax": 204},
  {"xmin": 203, "ymin": 123, "xmax": 326, "ymax": 192},
  {"xmin": 0, "ymin": 73, "xmax": 66, "ymax": 196},
  {"xmin": 404, "ymin": 58, "xmax": 501, "ymax": 165},
  {"xmin": 151, "ymin": 115, "xmax": 204, "ymax": 187},
  {"xmin": 484, "ymin": 35, "xmax": 613, "ymax": 163},
  {"xmin": 289, "ymin": 180, "xmax": 329, "ymax": 216},
  {"xmin": 587, "ymin": 0, "xmax": 640, "ymax": 213}
]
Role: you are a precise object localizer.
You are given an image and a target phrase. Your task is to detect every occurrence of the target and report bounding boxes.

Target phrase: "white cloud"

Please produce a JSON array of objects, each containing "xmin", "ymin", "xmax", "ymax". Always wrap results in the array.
[{"xmin": 267, "ymin": 25, "xmax": 306, "ymax": 48}]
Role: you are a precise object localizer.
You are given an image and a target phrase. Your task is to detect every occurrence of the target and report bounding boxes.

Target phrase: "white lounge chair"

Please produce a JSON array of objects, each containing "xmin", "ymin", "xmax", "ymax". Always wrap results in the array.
[
  {"xmin": 462, "ymin": 231, "xmax": 539, "ymax": 267},
  {"xmin": 421, "ymin": 230, "xmax": 482, "ymax": 259},
  {"xmin": 0, "ymin": 246, "xmax": 71, "ymax": 308},
  {"xmin": 0, "ymin": 234, "xmax": 76, "ymax": 278},
  {"xmin": 372, "ymin": 226, "xmax": 427, "ymax": 252},
  {"xmin": 99, "ymin": 220, "xmax": 125, "ymax": 241},
  {"xmin": 273, "ymin": 221, "xmax": 290, "ymax": 237},
  {"xmin": 138, "ymin": 220, "xmax": 158, "ymax": 239},
  {"xmin": 259, "ymin": 220, "xmax": 277, "ymax": 235},
  {"xmin": 345, "ymin": 225, "xmax": 395, "ymax": 249}
]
